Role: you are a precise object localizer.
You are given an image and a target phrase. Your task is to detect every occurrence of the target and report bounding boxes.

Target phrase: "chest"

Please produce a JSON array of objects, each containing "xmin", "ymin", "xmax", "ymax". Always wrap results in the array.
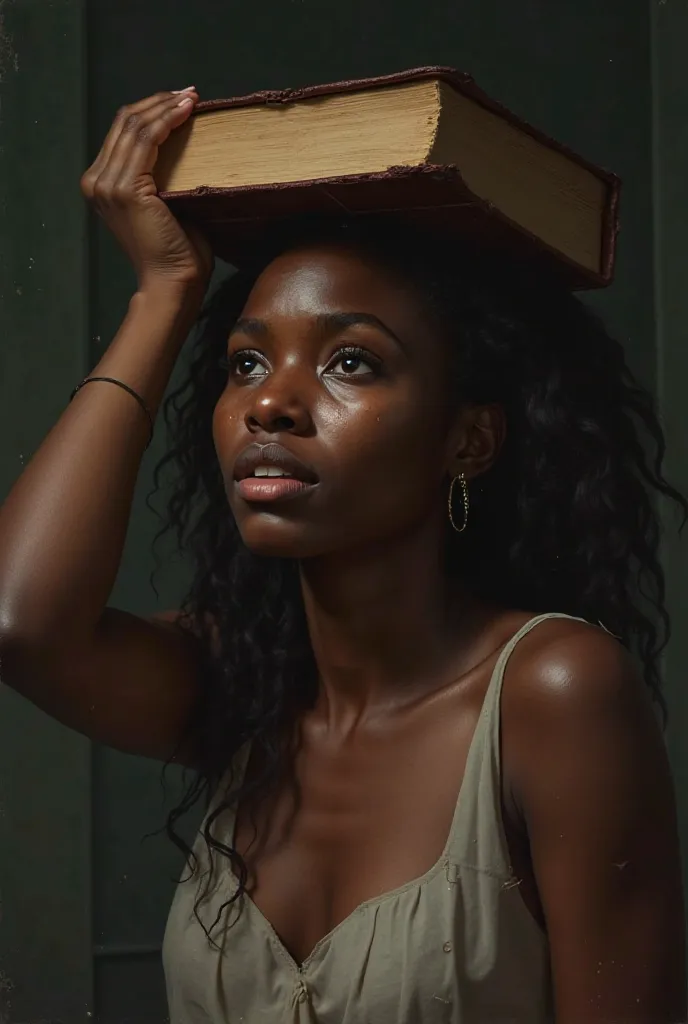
[{"xmin": 233, "ymin": 688, "xmax": 486, "ymax": 966}]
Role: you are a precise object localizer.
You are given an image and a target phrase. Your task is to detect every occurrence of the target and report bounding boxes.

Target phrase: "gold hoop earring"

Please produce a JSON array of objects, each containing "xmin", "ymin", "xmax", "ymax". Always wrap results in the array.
[{"xmin": 448, "ymin": 473, "xmax": 469, "ymax": 533}]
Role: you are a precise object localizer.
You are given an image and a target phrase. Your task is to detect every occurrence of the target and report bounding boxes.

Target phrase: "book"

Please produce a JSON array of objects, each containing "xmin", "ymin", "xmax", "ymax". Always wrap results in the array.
[{"xmin": 155, "ymin": 66, "xmax": 620, "ymax": 289}]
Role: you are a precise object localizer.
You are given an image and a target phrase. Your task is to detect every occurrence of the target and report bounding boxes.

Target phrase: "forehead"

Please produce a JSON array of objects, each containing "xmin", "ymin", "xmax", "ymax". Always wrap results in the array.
[{"xmin": 242, "ymin": 245, "xmax": 432, "ymax": 332}]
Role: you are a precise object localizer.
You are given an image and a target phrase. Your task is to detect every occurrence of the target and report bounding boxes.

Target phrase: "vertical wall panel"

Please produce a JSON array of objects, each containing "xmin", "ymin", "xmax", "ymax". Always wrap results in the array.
[{"xmin": 0, "ymin": 0, "xmax": 93, "ymax": 1020}]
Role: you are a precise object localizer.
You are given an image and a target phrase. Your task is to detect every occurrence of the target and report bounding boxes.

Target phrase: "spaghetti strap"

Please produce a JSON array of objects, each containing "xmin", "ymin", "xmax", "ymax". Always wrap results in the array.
[{"xmin": 447, "ymin": 611, "xmax": 587, "ymax": 870}]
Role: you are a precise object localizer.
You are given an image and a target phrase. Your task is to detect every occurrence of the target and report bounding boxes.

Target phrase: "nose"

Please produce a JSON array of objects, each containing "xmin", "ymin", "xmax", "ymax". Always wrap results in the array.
[{"xmin": 244, "ymin": 371, "xmax": 314, "ymax": 436}]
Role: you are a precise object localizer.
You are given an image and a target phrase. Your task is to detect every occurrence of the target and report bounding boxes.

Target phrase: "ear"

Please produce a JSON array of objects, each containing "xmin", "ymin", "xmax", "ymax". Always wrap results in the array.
[{"xmin": 445, "ymin": 404, "xmax": 505, "ymax": 480}]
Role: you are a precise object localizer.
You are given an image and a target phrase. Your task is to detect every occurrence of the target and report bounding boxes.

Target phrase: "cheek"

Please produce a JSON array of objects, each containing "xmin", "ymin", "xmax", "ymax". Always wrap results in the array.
[
  {"xmin": 322, "ymin": 390, "xmax": 449, "ymax": 513},
  {"xmin": 212, "ymin": 390, "xmax": 240, "ymax": 463}
]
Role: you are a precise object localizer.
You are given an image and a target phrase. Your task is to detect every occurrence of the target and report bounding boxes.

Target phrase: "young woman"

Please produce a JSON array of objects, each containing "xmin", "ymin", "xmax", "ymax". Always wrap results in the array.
[{"xmin": 0, "ymin": 89, "xmax": 685, "ymax": 1023}]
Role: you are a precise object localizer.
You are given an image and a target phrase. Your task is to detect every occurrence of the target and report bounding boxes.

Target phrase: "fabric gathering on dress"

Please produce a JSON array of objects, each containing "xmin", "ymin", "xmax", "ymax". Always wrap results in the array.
[{"xmin": 162, "ymin": 613, "xmax": 577, "ymax": 1023}]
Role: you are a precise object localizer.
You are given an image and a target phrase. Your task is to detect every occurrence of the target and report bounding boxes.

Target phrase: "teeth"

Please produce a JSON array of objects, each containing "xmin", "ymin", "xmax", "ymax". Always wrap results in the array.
[{"xmin": 254, "ymin": 466, "xmax": 292, "ymax": 478}]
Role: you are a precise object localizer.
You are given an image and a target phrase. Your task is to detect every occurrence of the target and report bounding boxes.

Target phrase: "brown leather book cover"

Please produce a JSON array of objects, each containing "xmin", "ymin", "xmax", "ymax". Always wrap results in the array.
[{"xmin": 158, "ymin": 66, "xmax": 620, "ymax": 290}]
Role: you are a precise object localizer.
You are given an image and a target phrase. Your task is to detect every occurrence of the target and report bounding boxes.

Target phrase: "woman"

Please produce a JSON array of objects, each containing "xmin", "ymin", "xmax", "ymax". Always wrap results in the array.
[{"xmin": 0, "ymin": 88, "xmax": 685, "ymax": 1023}]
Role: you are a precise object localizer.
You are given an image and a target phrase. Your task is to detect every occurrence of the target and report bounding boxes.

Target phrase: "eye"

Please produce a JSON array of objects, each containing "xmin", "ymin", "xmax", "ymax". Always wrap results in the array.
[
  {"xmin": 220, "ymin": 349, "xmax": 268, "ymax": 379},
  {"xmin": 325, "ymin": 346, "xmax": 381, "ymax": 379}
]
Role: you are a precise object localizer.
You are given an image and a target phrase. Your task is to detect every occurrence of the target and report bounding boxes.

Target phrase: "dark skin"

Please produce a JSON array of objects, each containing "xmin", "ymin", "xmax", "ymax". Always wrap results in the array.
[
  {"xmin": 215, "ymin": 247, "xmax": 686, "ymax": 1019},
  {"xmin": 0, "ymin": 90, "xmax": 684, "ymax": 1023}
]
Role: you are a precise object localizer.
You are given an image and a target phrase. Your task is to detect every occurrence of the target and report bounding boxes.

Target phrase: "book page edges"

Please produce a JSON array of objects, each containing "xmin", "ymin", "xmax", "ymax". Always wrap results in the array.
[
  {"xmin": 189, "ymin": 66, "xmax": 619, "ymax": 191},
  {"xmin": 431, "ymin": 83, "xmax": 608, "ymax": 274},
  {"xmin": 156, "ymin": 81, "xmax": 440, "ymax": 192}
]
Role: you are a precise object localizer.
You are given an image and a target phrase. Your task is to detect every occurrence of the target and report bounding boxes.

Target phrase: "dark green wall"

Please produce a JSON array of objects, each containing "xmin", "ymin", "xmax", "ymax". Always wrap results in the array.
[
  {"xmin": 0, "ymin": 0, "xmax": 674, "ymax": 1019},
  {"xmin": 0, "ymin": 2, "xmax": 93, "ymax": 1021}
]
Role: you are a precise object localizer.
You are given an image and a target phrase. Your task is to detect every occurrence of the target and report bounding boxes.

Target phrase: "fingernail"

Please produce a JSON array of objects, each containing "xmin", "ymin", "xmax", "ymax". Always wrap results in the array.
[
  {"xmin": 176, "ymin": 96, "xmax": 194, "ymax": 108},
  {"xmin": 172, "ymin": 86, "xmax": 196, "ymax": 94}
]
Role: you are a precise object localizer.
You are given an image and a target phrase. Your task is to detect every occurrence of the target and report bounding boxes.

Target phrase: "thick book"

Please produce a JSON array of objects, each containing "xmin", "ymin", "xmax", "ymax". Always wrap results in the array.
[{"xmin": 155, "ymin": 66, "xmax": 620, "ymax": 289}]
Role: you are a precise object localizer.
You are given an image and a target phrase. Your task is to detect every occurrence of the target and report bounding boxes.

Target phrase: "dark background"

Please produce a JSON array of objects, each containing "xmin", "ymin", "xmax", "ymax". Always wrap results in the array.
[{"xmin": 0, "ymin": 0, "xmax": 686, "ymax": 1019}]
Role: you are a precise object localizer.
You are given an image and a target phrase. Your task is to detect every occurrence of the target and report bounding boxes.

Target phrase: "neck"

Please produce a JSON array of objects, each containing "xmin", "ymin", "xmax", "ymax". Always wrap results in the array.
[{"xmin": 299, "ymin": 524, "xmax": 475, "ymax": 733}]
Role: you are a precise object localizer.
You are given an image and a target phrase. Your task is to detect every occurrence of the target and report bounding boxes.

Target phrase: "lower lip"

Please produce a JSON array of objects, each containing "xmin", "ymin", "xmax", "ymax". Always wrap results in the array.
[{"xmin": 236, "ymin": 477, "xmax": 315, "ymax": 502}]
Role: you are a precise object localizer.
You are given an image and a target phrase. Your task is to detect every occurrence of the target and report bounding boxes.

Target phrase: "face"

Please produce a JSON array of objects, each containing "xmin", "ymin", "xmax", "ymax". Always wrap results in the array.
[{"xmin": 212, "ymin": 244, "xmax": 495, "ymax": 559}]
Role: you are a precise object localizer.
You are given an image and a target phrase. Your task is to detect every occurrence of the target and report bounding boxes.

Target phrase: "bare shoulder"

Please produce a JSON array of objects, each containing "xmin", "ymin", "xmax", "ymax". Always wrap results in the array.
[
  {"xmin": 498, "ymin": 616, "xmax": 685, "ymax": 1020},
  {"xmin": 502, "ymin": 615, "xmax": 654, "ymax": 728},
  {"xmin": 499, "ymin": 613, "xmax": 670, "ymax": 835}
]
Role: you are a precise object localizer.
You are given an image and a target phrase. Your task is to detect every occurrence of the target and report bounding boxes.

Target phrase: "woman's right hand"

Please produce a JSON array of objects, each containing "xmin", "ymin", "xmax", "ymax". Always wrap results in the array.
[{"xmin": 81, "ymin": 88, "xmax": 214, "ymax": 294}]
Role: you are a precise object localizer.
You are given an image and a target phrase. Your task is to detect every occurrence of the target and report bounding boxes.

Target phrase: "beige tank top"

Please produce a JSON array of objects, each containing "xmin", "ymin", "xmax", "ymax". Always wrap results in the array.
[{"xmin": 163, "ymin": 612, "xmax": 576, "ymax": 1023}]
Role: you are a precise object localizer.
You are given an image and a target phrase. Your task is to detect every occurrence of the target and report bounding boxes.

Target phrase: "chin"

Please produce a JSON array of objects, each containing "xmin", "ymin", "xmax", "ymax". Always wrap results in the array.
[{"xmin": 236, "ymin": 514, "xmax": 331, "ymax": 560}]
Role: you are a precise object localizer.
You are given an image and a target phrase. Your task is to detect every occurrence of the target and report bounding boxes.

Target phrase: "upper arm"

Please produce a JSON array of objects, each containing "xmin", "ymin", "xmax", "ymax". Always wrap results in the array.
[
  {"xmin": 506, "ymin": 624, "xmax": 686, "ymax": 1024},
  {"xmin": 0, "ymin": 607, "xmax": 202, "ymax": 765}
]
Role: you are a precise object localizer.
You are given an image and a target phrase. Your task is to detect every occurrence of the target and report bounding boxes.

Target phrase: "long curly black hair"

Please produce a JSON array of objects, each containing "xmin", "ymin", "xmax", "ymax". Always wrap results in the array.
[{"xmin": 152, "ymin": 214, "xmax": 686, "ymax": 933}]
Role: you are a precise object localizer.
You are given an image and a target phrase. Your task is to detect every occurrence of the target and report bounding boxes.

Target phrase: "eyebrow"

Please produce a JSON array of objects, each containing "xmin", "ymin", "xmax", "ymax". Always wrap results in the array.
[
  {"xmin": 316, "ymin": 312, "xmax": 406, "ymax": 350},
  {"xmin": 229, "ymin": 317, "xmax": 270, "ymax": 339},
  {"xmin": 229, "ymin": 312, "xmax": 406, "ymax": 350}
]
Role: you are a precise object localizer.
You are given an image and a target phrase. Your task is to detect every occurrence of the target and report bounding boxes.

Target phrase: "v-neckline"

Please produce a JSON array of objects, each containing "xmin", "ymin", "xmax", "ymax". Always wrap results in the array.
[
  {"xmin": 200, "ymin": 613, "xmax": 571, "ymax": 974},
  {"xmin": 224, "ymin": 690, "xmax": 495, "ymax": 975}
]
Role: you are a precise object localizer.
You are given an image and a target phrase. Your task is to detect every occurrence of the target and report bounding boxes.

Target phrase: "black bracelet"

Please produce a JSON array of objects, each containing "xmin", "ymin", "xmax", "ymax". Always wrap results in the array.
[{"xmin": 70, "ymin": 376, "xmax": 155, "ymax": 449}]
